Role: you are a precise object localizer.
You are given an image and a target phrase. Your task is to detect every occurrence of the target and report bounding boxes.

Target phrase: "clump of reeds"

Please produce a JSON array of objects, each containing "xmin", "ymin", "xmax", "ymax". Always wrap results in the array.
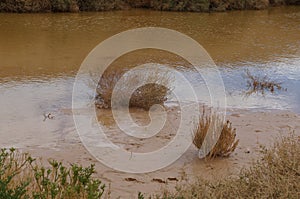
[
  {"xmin": 192, "ymin": 108, "xmax": 239, "ymax": 158},
  {"xmin": 245, "ymin": 70, "xmax": 286, "ymax": 96},
  {"xmin": 95, "ymin": 68, "xmax": 171, "ymax": 110}
]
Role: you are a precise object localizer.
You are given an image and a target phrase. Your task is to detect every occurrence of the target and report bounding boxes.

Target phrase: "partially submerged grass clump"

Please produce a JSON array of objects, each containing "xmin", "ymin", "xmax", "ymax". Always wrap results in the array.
[
  {"xmin": 95, "ymin": 67, "xmax": 172, "ymax": 110},
  {"xmin": 193, "ymin": 108, "xmax": 239, "ymax": 158},
  {"xmin": 245, "ymin": 70, "xmax": 286, "ymax": 96},
  {"xmin": 0, "ymin": 148, "xmax": 105, "ymax": 199},
  {"xmin": 145, "ymin": 133, "xmax": 300, "ymax": 198},
  {"xmin": 128, "ymin": 83, "xmax": 169, "ymax": 110}
]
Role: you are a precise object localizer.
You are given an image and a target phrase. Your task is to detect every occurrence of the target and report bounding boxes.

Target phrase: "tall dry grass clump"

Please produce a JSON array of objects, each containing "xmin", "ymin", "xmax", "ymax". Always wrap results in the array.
[
  {"xmin": 95, "ymin": 68, "xmax": 172, "ymax": 110},
  {"xmin": 153, "ymin": 133, "xmax": 300, "ymax": 199},
  {"xmin": 193, "ymin": 108, "xmax": 239, "ymax": 158}
]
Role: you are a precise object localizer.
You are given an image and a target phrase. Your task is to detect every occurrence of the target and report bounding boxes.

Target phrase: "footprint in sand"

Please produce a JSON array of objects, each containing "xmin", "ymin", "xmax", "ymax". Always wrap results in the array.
[
  {"xmin": 124, "ymin": 177, "xmax": 144, "ymax": 183},
  {"xmin": 152, "ymin": 178, "xmax": 166, "ymax": 184},
  {"xmin": 167, "ymin": 177, "xmax": 178, "ymax": 182}
]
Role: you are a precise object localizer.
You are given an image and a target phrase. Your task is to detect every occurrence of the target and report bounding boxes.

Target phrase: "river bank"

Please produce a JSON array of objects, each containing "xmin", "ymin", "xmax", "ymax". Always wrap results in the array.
[
  {"xmin": 0, "ymin": 0, "xmax": 299, "ymax": 13},
  {"xmin": 16, "ymin": 109, "xmax": 300, "ymax": 198}
]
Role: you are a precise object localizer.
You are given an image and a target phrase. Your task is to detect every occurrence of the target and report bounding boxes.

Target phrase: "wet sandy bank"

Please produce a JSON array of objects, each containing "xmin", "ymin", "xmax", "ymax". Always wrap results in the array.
[{"xmin": 17, "ymin": 108, "xmax": 300, "ymax": 198}]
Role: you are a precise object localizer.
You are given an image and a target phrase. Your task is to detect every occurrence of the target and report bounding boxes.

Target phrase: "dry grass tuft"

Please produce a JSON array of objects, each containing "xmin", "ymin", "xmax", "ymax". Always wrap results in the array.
[
  {"xmin": 193, "ymin": 108, "xmax": 239, "ymax": 158},
  {"xmin": 129, "ymin": 83, "xmax": 169, "ymax": 110},
  {"xmin": 149, "ymin": 133, "xmax": 300, "ymax": 199},
  {"xmin": 95, "ymin": 67, "xmax": 171, "ymax": 110},
  {"xmin": 95, "ymin": 69, "xmax": 124, "ymax": 109},
  {"xmin": 245, "ymin": 70, "xmax": 286, "ymax": 95}
]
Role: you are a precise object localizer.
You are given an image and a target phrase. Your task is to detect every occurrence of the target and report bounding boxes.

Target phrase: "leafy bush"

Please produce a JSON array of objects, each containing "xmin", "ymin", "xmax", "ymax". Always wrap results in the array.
[
  {"xmin": 0, "ymin": 148, "xmax": 31, "ymax": 199},
  {"xmin": 0, "ymin": 148, "xmax": 105, "ymax": 199},
  {"xmin": 0, "ymin": 0, "xmax": 299, "ymax": 12},
  {"xmin": 51, "ymin": 0, "xmax": 78, "ymax": 12},
  {"xmin": 0, "ymin": 0, "xmax": 51, "ymax": 12},
  {"xmin": 149, "ymin": 0, "xmax": 210, "ymax": 11},
  {"xmin": 76, "ymin": 0, "xmax": 126, "ymax": 11}
]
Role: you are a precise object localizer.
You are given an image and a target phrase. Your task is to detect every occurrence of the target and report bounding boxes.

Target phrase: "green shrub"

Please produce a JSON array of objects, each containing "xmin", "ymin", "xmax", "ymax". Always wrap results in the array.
[
  {"xmin": 209, "ymin": 0, "xmax": 245, "ymax": 11},
  {"xmin": 0, "ymin": 148, "xmax": 105, "ymax": 199},
  {"xmin": 0, "ymin": 0, "xmax": 299, "ymax": 13},
  {"xmin": 76, "ymin": 0, "xmax": 126, "ymax": 11},
  {"xmin": 149, "ymin": 0, "xmax": 210, "ymax": 12},
  {"xmin": 0, "ymin": 0, "xmax": 51, "ymax": 12},
  {"xmin": 51, "ymin": 0, "xmax": 78, "ymax": 12},
  {"xmin": 0, "ymin": 148, "xmax": 31, "ymax": 199}
]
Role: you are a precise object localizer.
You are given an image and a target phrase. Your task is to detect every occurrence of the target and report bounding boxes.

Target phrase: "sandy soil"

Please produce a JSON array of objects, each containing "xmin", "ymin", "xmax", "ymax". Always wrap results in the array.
[{"xmin": 16, "ymin": 107, "xmax": 299, "ymax": 198}]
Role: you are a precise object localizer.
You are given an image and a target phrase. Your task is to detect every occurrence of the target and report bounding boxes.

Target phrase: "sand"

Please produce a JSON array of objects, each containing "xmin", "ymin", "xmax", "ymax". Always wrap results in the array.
[{"xmin": 16, "ymin": 107, "xmax": 299, "ymax": 198}]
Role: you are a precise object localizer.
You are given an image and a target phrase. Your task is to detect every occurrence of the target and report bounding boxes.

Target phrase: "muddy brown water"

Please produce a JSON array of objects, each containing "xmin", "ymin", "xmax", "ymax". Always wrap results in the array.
[{"xmin": 0, "ymin": 6, "xmax": 300, "ymax": 197}]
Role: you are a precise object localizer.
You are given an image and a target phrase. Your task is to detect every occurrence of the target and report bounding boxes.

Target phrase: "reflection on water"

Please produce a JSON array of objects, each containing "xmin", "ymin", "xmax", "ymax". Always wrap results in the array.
[
  {"xmin": 0, "ymin": 6, "xmax": 299, "ymax": 149},
  {"xmin": 222, "ymin": 57, "xmax": 300, "ymax": 112}
]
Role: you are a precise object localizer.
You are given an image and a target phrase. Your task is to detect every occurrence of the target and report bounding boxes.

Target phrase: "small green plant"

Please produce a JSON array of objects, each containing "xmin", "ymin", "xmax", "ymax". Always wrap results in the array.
[
  {"xmin": 0, "ymin": 148, "xmax": 105, "ymax": 199},
  {"xmin": 138, "ymin": 192, "xmax": 145, "ymax": 199},
  {"xmin": 30, "ymin": 160, "xmax": 105, "ymax": 199},
  {"xmin": 0, "ymin": 148, "xmax": 34, "ymax": 199}
]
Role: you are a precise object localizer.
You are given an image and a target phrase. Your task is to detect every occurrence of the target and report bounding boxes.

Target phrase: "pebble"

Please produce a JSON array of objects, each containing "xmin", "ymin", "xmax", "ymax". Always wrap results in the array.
[{"xmin": 245, "ymin": 148, "xmax": 251, "ymax": 153}]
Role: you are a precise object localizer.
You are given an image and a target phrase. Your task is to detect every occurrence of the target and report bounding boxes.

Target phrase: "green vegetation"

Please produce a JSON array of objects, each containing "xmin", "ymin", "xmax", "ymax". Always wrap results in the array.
[
  {"xmin": 145, "ymin": 0, "xmax": 210, "ymax": 12},
  {"xmin": 0, "ymin": 0, "xmax": 299, "ymax": 12},
  {"xmin": 0, "ymin": 148, "xmax": 105, "ymax": 199},
  {"xmin": 1, "ymin": 133, "xmax": 299, "ymax": 198}
]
